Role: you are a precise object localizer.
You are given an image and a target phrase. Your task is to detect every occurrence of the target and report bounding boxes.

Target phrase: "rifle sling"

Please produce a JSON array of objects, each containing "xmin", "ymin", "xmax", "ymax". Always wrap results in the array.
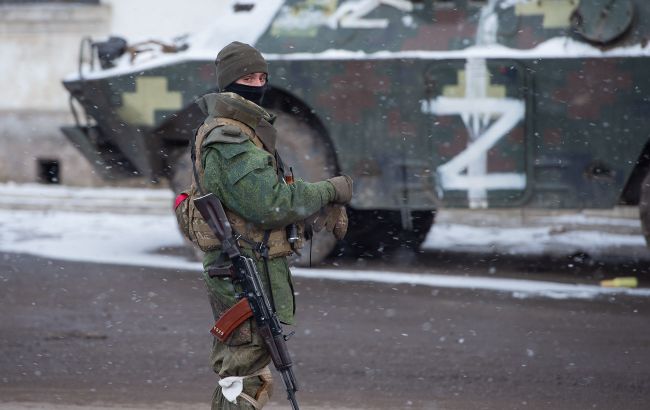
[{"xmin": 261, "ymin": 251, "xmax": 277, "ymax": 313}]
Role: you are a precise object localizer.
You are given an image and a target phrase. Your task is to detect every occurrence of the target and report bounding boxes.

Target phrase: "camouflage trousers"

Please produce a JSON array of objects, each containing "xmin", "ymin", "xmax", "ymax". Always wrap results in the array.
[
  {"xmin": 202, "ymin": 251, "xmax": 294, "ymax": 408},
  {"xmin": 209, "ymin": 286, "xmax": 273, "ymax": 410},
  {"xmin": 209, "ymin": 325, "xmax": 273, "ymax": 409}
]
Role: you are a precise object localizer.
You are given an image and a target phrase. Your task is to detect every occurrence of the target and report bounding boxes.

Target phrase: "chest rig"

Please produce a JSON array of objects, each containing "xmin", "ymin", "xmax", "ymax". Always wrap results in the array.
[{"xmin": 186, "ymin": 93, "xmax": 302, "ymax": 258}]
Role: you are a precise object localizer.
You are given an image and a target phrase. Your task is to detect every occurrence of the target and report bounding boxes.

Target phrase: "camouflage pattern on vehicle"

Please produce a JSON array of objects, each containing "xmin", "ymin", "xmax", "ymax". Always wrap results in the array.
[{"xmin": 61, "ymin": 0, "xmax": 650, "ymax": 259}]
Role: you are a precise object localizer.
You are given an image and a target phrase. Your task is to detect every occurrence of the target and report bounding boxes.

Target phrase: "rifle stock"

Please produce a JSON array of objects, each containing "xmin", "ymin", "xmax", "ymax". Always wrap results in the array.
[
  {"xmin": 193, "ymin": 193, "xmax": 240, "ymax": 259},
  {"xmin": 193, "ymin": 192, "xmax": 300, "ymax": 410}
]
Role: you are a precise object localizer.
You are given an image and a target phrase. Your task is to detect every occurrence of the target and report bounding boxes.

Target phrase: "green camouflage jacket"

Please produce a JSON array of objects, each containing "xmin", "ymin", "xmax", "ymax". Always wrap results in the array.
[{"xmin": 198, "ymin": 92, "xmax": 334, "ymax": 324}]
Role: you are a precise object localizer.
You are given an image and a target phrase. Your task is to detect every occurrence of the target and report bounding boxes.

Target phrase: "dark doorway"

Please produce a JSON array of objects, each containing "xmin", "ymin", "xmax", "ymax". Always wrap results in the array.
[{"xmin": 37, "ymin": 159, "xmax": 60, "ymax": 184}]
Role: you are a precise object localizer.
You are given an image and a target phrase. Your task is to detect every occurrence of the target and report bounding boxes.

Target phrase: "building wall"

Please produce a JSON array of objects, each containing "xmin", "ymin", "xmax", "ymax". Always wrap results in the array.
[
  {"xmin": 0, "ymin": 4, "xmax": 111, "ymax": 185},
  {"xmin": 0, "ymin": 0, "xmax": 228, "ymax": 186}
]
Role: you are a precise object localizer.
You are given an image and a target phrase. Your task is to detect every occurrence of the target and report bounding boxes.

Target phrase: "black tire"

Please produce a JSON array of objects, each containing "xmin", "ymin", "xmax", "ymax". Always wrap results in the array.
[
  {"xmin": 271, "ymin": 110, "xmax": 339, "ymax": 266},
  {"xmin": 343, "ymin": 209, "xmax": 436, "ymax": 258},
  {"xmin": 169, "ymin": 148, "xmax": 192, "ymax": 194},
  {"xmin": 639, "ymin": 171, "xmax": 650, "ymax": 246},
  {"xmin": 169, "ymin": 149, "xmax": 204, "ymax": 261}
]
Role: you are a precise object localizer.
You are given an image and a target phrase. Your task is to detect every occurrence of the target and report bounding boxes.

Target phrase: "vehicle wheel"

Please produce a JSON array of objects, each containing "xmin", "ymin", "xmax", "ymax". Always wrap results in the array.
[
  {"xmin": 343, "ymin": 209, "xmax": 436, "ymax": 258},
  {"xmin": 168, "ymin": 149, "xmax": 204, "ymax": 261},
  {"xmin": 639, "ymin": 170, "xmax": 650, "ymax": 246},
  {"xmin": 169, "ymin": 148, "xmax": 193, "ymax": 194},
  {"xmin": 271, "ymin": 109, "xmax": 339, "ymax": 266}
]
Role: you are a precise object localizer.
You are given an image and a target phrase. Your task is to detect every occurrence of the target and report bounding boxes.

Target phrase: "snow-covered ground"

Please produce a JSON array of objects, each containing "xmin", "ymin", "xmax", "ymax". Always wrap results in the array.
[
  {"xmin": 425, "ymin": 207, "xmax": 647, "ymax": 259},
  {"xmin": 0, "ymin": 183, "xmax": 648, "ymax": 300}
]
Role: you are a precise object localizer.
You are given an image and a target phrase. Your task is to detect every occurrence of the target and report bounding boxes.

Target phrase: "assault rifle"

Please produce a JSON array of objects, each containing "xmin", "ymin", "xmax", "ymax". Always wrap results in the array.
[{"xmin": 193, "ymin": 192, "xmax": 300, "ymax": 410}]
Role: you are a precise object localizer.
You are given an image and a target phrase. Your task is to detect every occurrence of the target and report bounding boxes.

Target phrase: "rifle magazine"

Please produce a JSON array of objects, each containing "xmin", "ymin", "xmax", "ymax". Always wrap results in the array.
[{"xmin": 211, "ymin": 298, "xmax": 254, "ymax": 343}]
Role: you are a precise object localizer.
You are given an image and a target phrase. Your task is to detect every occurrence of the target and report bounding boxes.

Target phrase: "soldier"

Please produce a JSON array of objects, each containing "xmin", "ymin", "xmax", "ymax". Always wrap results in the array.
[{"xmin": 193, "ymin": 41, "xmax": 353, "ymax": 409}]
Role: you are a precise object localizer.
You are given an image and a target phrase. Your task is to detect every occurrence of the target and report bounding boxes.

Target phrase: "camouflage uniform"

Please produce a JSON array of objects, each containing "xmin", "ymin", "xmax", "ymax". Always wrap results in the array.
[{"xmin": 196, "ymin": 91, "xmax": 335, "ymax": 409}]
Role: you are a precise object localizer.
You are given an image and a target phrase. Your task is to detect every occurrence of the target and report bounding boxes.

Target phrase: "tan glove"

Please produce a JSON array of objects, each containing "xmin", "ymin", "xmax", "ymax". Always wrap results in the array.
[
  {"xmin": 327, "ymin": 205, "xmax": 348, "ymax": 240},
  {"xmin": 327, "ymin": 175, "xmax": 353, "ymax": 204},
  {"xmin": 310, "ymin": 205, "xmax": 348, "ymax": 240}
]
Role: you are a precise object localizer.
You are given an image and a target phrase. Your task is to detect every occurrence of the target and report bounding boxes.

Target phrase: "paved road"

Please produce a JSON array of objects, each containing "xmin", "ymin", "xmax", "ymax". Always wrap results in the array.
[{"xmin": 1, "ymin": 251, "xmax": 649, "ymax": 410}]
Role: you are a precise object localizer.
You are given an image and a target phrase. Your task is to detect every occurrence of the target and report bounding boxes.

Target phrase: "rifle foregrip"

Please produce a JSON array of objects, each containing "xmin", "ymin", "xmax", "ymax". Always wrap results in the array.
[
  {"xmin": 259, "ymin": 326, "xmax": 294, "ymax": 371},
  {"xmin": 272, "ymin": 333, "xmax": 293, "ymax": 371}
]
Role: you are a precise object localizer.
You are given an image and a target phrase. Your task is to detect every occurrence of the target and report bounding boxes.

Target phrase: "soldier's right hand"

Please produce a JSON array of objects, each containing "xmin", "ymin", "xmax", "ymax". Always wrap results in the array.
[
  {"xmin": 327, "ymin": 175, "xmax": 353, "ymax": 204},
  {"xmin": 327, "ymin": 205, "xmax": 348, "ymax": 240},
  {"xmin": 309, "ymin": 204, "xmax": 348, "ymax": 240}
]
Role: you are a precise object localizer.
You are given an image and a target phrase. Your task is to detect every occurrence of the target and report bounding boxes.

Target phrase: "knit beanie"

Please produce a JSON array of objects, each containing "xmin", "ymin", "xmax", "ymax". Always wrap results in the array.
[{"xmin": 215, "ymin": 41, "xmax": 268, "ymax": 91}]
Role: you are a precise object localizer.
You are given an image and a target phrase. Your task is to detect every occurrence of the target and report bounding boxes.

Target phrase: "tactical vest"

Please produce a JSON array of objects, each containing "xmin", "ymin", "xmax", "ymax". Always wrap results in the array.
[{"xmin": 177, "ymin": 115, "xmax": 302, "ymax": 258}]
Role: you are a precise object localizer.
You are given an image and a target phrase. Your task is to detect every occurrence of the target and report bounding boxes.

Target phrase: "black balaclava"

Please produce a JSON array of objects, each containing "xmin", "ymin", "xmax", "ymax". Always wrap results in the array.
[{"xmin": 224, "ymin": 82, "xmax": 268, "ymax": 106}]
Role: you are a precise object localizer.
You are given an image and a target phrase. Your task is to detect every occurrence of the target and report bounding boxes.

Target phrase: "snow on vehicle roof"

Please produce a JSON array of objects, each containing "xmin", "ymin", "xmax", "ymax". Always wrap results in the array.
[
  {"xmin": 187, "ymin": 0, "xmax": 285, "ymax": 58},
  {"xmin": 68, "ymin": 37, "xmax": 650, "ymax": 82},
  {"xmin": 65, "ymin": 0, "xmax": 284, "ymax": 82},
  {"xmin": 66, "ymin": 0, "xmax": 650, "ymax": 82}
]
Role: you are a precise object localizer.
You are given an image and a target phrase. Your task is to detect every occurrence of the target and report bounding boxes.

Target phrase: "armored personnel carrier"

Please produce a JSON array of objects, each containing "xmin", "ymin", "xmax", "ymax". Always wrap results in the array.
[{"xmin": 62, "ymin": 0, "xmax": 650, "ymax": 262}]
